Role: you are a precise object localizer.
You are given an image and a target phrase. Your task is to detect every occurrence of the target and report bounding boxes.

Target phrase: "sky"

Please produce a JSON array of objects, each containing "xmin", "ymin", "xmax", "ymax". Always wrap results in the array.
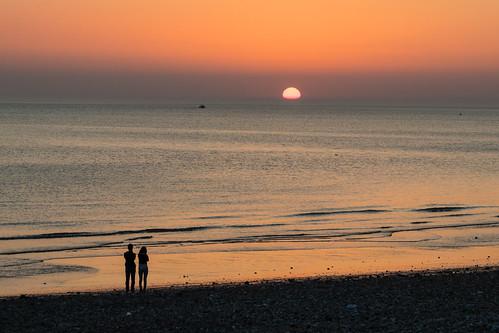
[{"xmin": 1, "ymin": 0, "xmax": 499, "ymax": 103}]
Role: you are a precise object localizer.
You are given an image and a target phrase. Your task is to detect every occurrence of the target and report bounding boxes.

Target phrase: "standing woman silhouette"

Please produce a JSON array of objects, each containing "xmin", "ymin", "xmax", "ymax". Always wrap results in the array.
[{"xmin": 138, "ymin": 246, "xmax": 149, "ymax": 292}]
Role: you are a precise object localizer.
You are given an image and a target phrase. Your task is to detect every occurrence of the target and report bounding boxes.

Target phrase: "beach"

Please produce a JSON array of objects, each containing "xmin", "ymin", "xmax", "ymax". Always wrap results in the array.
[{"xmin": 2, "ymin": 266, "xmax": 498, "ymax": 332}]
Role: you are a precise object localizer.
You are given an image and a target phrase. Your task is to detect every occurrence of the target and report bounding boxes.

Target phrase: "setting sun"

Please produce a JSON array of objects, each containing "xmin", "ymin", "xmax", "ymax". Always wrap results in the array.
[{"xmin": 282, "ymin": 87, "xmax": 301, "ymax": 100}]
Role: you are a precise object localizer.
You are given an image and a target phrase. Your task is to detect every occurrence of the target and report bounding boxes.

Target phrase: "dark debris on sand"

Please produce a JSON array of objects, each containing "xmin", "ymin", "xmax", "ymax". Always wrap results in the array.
[{"xmin": 1, "ymin": 267, "xmax": 499, "ymax": 333}]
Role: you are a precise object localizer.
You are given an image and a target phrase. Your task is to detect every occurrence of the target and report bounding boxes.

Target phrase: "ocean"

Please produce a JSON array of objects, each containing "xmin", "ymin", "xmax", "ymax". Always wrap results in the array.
[{"xmin": 1, "ymin": 103, "xmax": 498, "ymax": 294}]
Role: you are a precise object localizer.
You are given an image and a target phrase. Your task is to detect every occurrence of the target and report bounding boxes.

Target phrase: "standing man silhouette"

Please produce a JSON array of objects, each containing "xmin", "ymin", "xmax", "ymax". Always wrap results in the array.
[{"xmin": 124, "ymin": 244, "xmax": 136, "ymax": 292}]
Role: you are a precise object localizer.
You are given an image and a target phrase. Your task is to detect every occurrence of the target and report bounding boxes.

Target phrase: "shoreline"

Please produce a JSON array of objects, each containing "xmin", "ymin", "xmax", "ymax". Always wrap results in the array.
[
  {"xmin": 2, "ymin": 266, "xmax": 498, "ymax": 332},
  {"xmin": 1, "ymin": 264, "xmax": 498, "ymax": 299},
  {"xmin": 1, "ymin": 244, "xmax": 498, "ymax": 297}
]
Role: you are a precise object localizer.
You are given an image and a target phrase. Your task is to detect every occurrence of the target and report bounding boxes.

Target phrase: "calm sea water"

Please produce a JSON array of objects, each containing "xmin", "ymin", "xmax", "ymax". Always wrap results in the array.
[{"xmin": 1, "ymin": 103, "xmax": 499, "ymax": 278}]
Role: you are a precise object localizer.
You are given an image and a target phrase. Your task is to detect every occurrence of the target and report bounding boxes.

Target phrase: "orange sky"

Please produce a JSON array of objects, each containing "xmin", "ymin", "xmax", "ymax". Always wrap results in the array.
[{"xmin": 2, "ymin": 0, "xmax": 499, "ymax": 73}]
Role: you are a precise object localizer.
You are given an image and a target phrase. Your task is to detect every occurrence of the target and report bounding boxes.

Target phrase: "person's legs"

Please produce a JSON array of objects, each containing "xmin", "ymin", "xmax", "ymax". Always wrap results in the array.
[
  {"xmin": 130, "ymin": 267, "xmax": 136, "ymax": 292},
  {"xmin": 143, "ymin": 269, "xmax": 148, "ymax": 291},
  {"xmin": 125, "ymin": 268, "xmax": 130, "ymax": 292},
  {"xmin": 139, "ymin": 270, "xmax": 143, "ymax": 292}
]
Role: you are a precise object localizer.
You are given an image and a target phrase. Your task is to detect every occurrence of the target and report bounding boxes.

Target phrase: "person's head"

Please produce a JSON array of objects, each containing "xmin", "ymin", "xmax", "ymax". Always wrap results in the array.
[
  {"xmin": 128, "ymin": 244, "xmax": 133, "ymax": 251},
  {"xmin": 139, "ymin": 246, "xmax": 147, "ymax": 254}
]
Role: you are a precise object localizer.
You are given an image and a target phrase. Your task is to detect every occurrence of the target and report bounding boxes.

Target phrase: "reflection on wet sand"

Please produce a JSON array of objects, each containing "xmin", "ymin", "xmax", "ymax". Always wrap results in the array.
[{"xmin": 1, "ymin": 244, "xmax": 497, "ymax": 296}]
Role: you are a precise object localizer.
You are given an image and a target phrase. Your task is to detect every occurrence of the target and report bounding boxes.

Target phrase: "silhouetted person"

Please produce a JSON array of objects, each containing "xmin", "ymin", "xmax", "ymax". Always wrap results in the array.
[
  {"xmin": 138, "ymin": 246, "xmax": 149, "ymax": 292},
  {"xmin": 124, "ymin": 244, "xmax": 136, "ymax": 292}
]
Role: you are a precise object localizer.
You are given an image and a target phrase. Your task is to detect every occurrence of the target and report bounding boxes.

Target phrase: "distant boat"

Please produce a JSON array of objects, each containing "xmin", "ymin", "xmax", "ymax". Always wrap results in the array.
[{"xmin": 198, "ymin": 104, "xmax": 206, "ymax": 109}]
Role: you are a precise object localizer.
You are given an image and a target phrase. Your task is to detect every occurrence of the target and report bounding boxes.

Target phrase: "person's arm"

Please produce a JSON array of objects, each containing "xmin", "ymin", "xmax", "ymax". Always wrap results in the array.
[{"xmin": 146, "ymin": 254, "xmax": 149, "ymax": 262}]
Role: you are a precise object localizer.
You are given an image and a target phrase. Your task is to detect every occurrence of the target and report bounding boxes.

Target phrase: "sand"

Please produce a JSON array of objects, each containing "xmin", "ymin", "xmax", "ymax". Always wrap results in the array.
[{"xmin": 2, "ymin": 267, "xmax": 499, "ymax": 332}]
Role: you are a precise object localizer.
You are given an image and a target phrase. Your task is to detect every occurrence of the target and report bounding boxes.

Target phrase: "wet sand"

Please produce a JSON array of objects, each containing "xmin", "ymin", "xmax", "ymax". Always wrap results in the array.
[
  {"xmin": 2, "ymin": 244, "xmax": 498, "ymax": 296},
  {"xmin": 2, "ymin": 266, "xmax": 498, "ymax": 332}
]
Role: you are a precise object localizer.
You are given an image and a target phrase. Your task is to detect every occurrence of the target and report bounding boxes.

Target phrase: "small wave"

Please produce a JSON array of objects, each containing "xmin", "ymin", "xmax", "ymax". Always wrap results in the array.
[
  {"xmin": 393, "ymin": 221, "xmax": 499, "ymax": 236},
  {"xmin": 200, "ymin": 221, "xmax": 499, "ymax": 246},
  {"xmin": 0, "ymin": 219, "xmax": 119, "ymax": 227},
  {"xmin": 284, "ymin": 209, "xmax": 389, "ymax": 218},
  {"xmin": 410, "ymin": 221, "xmax": 430, "ymax": 225},
  {"xmin": 426, "ymin": 213, "xmax": 477, "ymax": 219},
  {"xmin": 413, "ymin": 206, "xmax": 478, "ymax": 213},
  {"xmin": 0, "ymin": 223, "xmax": 286, "ymax": 241},
  {"xmin": 126, "ymin": 236, "xmax": 153, "ymax": 241},
  {"xmin": 195, "ymin": 215, "xmax": 240, "ymax": 220},
  {"xmin": 3, "ymin": 221, "xmax": 499, "ymax": 256},
  {"xmin": 145, "ymin": 229, "xmax": 391, "ymax": 247},
  {"xmin": 231, "ymin": 223, "xmax": 285, "ymax": 229},
  {"xmin": 0, "ymin": 226, "xmax": 216, "ymax": 241}
]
